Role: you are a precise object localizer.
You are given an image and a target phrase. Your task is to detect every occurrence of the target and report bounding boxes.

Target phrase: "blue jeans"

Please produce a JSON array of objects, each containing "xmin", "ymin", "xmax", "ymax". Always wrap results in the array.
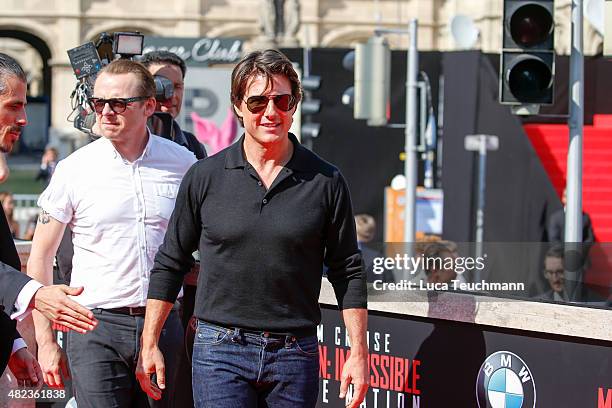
[{"xmin": 192, "ymin": 320, "xmax": 320, "ymax": 408}]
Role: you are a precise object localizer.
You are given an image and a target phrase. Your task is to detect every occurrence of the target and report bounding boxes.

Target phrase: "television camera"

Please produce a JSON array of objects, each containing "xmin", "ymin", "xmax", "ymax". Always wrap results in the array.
[{"xmin": 67, "ymin": 32, "xmax": 174, "ymax": 137}]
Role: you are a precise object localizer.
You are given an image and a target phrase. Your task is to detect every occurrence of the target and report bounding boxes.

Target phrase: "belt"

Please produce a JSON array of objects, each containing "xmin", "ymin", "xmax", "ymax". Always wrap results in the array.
[
  {"xmin": 199, "ymin": 320, "xmax": 298, "ymax": 340},
  {"xmin": 105, "ymin": 306, "xmax": 147, "ymax": 316},
  {"xmin": 240, "ymin": 328, "xmax": 295, "ymax": 340}
]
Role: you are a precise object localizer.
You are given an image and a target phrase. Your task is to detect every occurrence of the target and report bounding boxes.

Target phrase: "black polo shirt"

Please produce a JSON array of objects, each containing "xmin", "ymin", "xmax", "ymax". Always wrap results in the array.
[{"xmin": 148, "ymin": 133, "xmax": 366, "ymax": 336}]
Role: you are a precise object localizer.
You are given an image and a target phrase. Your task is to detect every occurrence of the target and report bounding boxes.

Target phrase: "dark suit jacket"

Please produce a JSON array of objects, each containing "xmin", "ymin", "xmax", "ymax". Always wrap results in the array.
[
  {"xmin": 1, "ymin": 205, "xmax": 31, "ymax": 372},
  {"xmin": 547, "ymin": 209, "xmax": 595, "ymax": 272},
  {"xmin": 547, "ymin": 209, "xmax": 594, "ymax": 248}
]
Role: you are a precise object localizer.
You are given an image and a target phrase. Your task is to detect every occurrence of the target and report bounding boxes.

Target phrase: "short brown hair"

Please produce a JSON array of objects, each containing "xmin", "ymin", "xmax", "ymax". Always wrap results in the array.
[
  {"xmin": 96, "ymin": 59, "xmax": 155, "ymax": 98},
  {"xmin": 230, "ymin": 49, "xmax": 302, "ymax": 126}
]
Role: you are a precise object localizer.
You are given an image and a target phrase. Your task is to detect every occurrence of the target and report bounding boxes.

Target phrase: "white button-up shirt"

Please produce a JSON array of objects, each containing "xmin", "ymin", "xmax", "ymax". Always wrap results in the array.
[{"xmin": 38, "ymin": 133, "xmax": 197, "ymax": 309}]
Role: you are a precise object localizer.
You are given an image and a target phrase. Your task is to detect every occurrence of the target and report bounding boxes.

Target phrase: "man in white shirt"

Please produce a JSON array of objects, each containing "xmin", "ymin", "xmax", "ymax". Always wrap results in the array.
[{"xmin": 28, "ymin": 60, "xmax": 196, "ymax": 408}]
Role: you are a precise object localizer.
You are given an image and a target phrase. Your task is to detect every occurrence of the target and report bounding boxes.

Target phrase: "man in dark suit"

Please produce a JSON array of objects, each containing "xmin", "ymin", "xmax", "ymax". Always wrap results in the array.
[
  {"xmin": 547, "ymin": 188, "xmax": 595, "ymax": 263},
  {"xmin": 0, "ymin": 52, "xmax": 97, "ymax": 380},
  {"xmin": 538, "ymin": 244, "xmax": 604, "ymax": 303}
]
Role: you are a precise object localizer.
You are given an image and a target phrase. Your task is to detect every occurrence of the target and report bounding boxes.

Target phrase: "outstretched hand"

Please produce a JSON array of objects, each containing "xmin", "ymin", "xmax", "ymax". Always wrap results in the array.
[{"xmin": 32, "ymin": 285, "xmax": 97, "ymax": 333}]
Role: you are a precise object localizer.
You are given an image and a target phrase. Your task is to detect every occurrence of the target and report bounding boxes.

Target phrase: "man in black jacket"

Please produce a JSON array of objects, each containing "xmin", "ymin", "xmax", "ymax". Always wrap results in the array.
[{"xmin": 0, "ymin": 53, "xmax": 97, "ymax": 380}]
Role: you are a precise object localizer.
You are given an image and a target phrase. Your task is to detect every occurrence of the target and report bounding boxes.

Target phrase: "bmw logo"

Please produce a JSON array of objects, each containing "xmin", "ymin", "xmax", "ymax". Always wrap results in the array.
[{"xmin": 476, "ymin": 351, "xmax": 536, "ymax": 408}]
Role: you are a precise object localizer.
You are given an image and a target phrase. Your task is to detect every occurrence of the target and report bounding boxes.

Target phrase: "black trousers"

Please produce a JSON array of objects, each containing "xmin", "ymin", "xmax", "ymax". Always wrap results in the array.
[{"xmin": 67, "ymin": 308, "xmax": 183, "ymax": 408}]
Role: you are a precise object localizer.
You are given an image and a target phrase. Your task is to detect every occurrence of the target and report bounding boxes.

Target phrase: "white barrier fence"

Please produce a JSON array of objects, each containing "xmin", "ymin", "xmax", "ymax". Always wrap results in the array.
[{"xmin": 13, "ymin": 194, "xmax": 40, "ymax": 238}]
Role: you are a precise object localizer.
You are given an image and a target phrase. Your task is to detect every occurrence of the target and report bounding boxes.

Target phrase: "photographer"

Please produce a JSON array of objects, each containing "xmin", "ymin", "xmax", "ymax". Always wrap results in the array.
[{"xmin": 141, "ymin": 51, "xmax": 207, "ymax": 160}]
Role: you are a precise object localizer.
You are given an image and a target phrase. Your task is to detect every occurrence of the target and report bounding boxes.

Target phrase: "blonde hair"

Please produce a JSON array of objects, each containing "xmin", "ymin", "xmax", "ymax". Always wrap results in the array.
[{"xmin": 354, "ymin": 214, "xmax": 376, "ymax": 242}]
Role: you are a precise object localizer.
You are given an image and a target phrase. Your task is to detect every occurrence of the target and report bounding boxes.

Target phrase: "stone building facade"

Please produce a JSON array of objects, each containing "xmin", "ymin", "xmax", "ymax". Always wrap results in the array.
[{"xmin": 0, "ymin": 0, "xmax": 603, "ymax": 146}]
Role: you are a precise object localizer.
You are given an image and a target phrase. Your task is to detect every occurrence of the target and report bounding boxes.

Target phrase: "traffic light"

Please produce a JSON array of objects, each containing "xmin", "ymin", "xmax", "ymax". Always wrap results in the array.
[
  {"xmin": 301, "ymin": 75, "xmax": 321, "ymax": 141},
  {"xmin": 499, "ymin": 0, "xmax": 555, "ymax": 106},
  {"xmin": 351, "ymin": 36, "xmax": 391, "ymax": 126},
  {"xmin": 300, "ymin": 74, "xmax": 321, "ymax": 145}
]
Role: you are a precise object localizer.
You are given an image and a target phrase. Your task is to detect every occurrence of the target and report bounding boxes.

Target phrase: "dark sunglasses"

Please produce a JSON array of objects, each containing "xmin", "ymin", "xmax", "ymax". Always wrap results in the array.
[
  {"xmin": 244, "ymin": 94, "xmax": 296, "ymax": 113},
  {"xmin": 88, "ymin": 96, "xmax": 149, "ymax": 114}
]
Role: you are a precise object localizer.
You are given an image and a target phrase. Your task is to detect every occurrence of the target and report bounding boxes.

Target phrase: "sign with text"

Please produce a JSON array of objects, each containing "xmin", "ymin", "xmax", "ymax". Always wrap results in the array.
[
  {"xmin": 317, "ymin": 305, "xmax": 612, "ymax": 407},
  {"xmin": 142, "ymin": 36, "xmax": 242, "ymax": 66}
]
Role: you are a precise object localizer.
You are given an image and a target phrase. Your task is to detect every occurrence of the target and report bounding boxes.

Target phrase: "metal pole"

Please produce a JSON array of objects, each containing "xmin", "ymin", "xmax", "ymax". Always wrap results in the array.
[
  {"xmin": 303, "ymin": 30, "xmax": 310, "ymax": 78},
  {"xmin": 475, "ymin": 136, "xmax": 487, "ymax": 253},
  {"xmin": 404, "ymin": 19, "xmax": 418, "ymax": 255},
  {"xmin": 422, "ymin": 71, "xmax": 436, "ymax": 190},
  {"xmin": 474, "ymin": 136, "xmax": 487, "ymax": 281},
  {"xmin": 302, "ymin": 33, "xmax": 312, "ymax": 149},
  {"xmin": 565, "ymin": 0, "xmax": 584, "ymax": 300},
  {"xmin": 436, "ymin": 74, "xmax": 445, "ymax": 189}
]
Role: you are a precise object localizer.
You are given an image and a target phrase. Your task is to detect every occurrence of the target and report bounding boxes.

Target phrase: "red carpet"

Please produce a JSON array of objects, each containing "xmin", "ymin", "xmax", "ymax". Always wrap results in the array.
[{"xmin": 525, "ymin": 116, "xmax": 612, "ymax": 294}]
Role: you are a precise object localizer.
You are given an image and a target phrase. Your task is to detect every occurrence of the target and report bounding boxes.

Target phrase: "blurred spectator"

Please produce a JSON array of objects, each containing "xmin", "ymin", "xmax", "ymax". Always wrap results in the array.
[
  {"xmin": 548, "ymin": 188, "xmax": 595, "ymax": 244},
  {"xmin": 355, "ymin": 213, "xmax": 394, "ymax": 283},
  {"xmin": 423, "ymin": 241, "xmax": 458, "ymax": 284},
  {"xmin": 35, "ymin": 146, "xmax": 58, "ymax": 186},
  {"xmin": 0, "ymin": 152, "xmax": 8, "ymax": 183},
  {"xmin": 540, "ymin": 245, "xmax": 567, "ymax": 301},
  {"xmin": 539, "ymin": 244, "xmax": 604, "ymax": 303},
  {"xmin": 355, "ymin": 213, "xmax": 375, "ymax": 242},
  {"xmin": 547, "ymin": 187, "xmax": 594, "ymax": 268},
  {"xmin": 412, "ymin": 239, "xmax": 467, "ymax": 285},
  {"xmin": 21, "ymin": 213, "xmax": 38, "ymax": 241},
  {"xmin": 0, "ymin": 191, "xmax": 18, "ymax": 238}
]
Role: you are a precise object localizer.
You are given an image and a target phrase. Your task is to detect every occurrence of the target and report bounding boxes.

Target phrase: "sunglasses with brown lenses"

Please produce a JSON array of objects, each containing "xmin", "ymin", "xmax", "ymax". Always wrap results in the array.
[{"xmin": 244, "ymin": 94, "xmax": 296, "ymax": 113}]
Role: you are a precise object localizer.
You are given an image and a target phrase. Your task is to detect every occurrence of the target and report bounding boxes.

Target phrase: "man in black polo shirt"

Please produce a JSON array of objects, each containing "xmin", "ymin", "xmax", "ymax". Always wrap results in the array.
[{"xmin": 137, "ymin": 49, "xmax": 369, "ymax": 408}]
